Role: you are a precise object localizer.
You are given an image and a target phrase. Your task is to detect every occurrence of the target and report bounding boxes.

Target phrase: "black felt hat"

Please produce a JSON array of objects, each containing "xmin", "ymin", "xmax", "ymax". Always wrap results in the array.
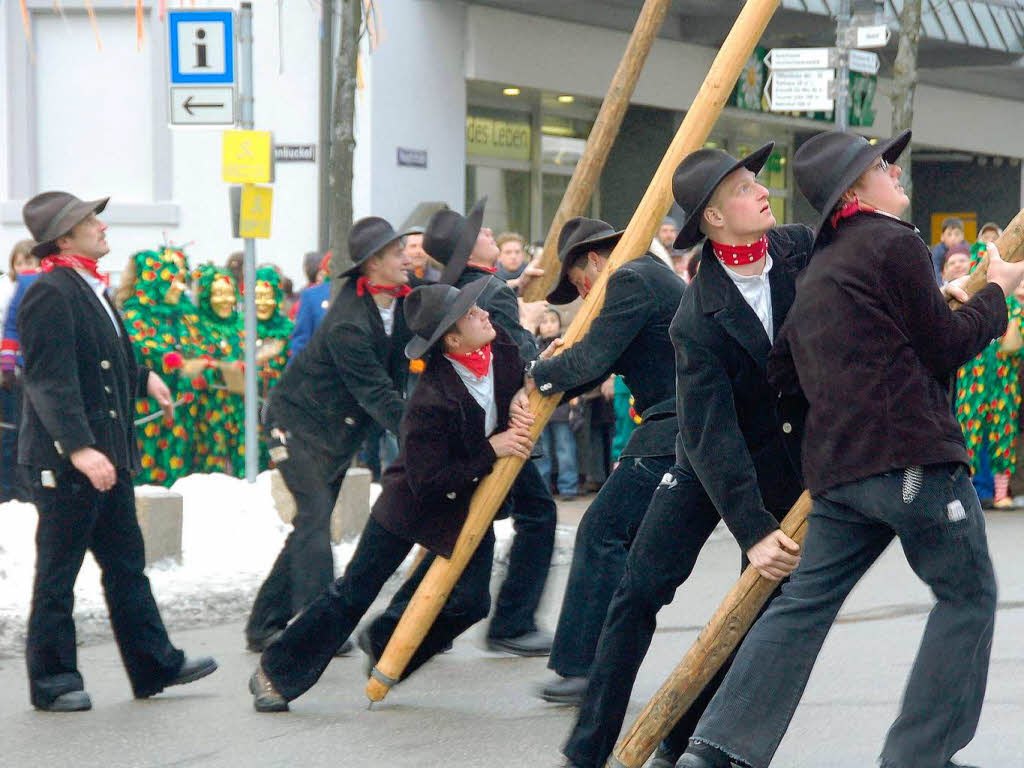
[
  {"xmin": 793, "ymin": 129, "xmax": 911, "ymax": 245},
  {"xmin": 671, "ymin": 142, "xmax": 775, "ymax": 250},
  {"xmin": 23, "ymin": 191, "xmax": 109, "ymax": 257},
  {"xmin": 546, "ymin": 216, "xmax": 624, "ymax": 305},
  {"xmin": 342, "ymin": 216, "xmax": 417, "ymax": 278},
  {"xmin": 423, "ymin": 197, "xmax": 487, "ymax": 286},
  {"xmin": 403, "ymin": 278, "xmax": 491, "ymax": 360}
]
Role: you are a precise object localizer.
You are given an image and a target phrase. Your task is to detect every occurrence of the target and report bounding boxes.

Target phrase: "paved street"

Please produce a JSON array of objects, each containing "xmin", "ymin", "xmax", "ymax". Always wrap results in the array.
[{"xmin": 2, "ymin": 502, "xmax": 1023, "ymax": 767}]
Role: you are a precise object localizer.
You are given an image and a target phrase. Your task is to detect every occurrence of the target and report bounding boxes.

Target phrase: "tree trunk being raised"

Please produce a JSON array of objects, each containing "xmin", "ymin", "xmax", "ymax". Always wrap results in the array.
[{"xmin": 329, "ymin": 0, "xmax": 361, "ymax": 297}]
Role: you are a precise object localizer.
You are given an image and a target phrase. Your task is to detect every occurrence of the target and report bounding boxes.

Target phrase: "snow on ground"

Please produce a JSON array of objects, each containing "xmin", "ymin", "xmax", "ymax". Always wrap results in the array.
[{"xmin": 0, "ymin": 471, "xmax": 558, "ymax": 658}]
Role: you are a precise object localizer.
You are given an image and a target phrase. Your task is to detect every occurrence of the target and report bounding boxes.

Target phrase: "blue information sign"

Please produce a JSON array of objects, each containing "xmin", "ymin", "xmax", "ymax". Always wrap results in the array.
[{"xmin": 168, "ymin": 9, "xmax": 235, "ymax": 85}]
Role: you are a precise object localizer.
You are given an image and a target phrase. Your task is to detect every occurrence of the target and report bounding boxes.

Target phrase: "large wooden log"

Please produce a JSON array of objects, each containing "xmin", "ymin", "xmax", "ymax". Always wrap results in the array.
[
  {"xmin": 365, "ymin": 0, "xmax": 785, "ymax": 704},
  {"xmin": 520, "ymin": 0, "xmax": 672, "ymax": 302},
  {"xmin": 608, "ymin": 492, "xmax": 811, "ymax": 768},
  {"xmin": 949, "ymin": 207, "xmax": 1024, "ymax": 308}
]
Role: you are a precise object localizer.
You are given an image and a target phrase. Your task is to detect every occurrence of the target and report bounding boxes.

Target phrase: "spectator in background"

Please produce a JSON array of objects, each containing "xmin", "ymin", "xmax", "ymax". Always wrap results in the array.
[
  {"xmin": 610, "ymin": 375, "xmax": 639, "ymax": 465},
  {"xmin": 657, "ymin": 216, "xmax": 679, "ymax": 251},
  {"xmin": 403, "ymin": 227, "xmax": 440, "ymax": 284},
  {"xmin": 278, "ymin": 276, "xmax": 297, "ymax": 318},
  {"xmin": 978, "ymin": 221, "xmax": 1002, "ymax": 244},
  {"xmin": 289, "ymin": 252, "xmax": 332, "ymax": 360},
  {"xmin": 496, "ymin": 232, "xmax": 528, "ymax": 283},
  {"xmin": 301, "ymin": 250, "xmax": 323, "ymax": 290},
  {"xmin": 0, "ymin": 239, "xmax": 38, "ymax": 502},
  {"xmin": 533, "ymin": 308, "xmax": 577, "ymax": 500},
  {"xmin": 940, "ymin": 241, "xmax": 971, "ymax": 284},
  {"xmin": 226, "ymin": 250, "xmax": 244, "ymax": 293},
  {"xmin": 930, "ymin": 215, "xmax": 964, "ymax": 284}
]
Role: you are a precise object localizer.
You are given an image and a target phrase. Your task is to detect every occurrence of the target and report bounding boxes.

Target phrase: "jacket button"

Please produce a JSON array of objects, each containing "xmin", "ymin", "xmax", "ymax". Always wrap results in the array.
[
  {"xmin": 109, "ymin": 410, "xmax": 118, "ymax": 418},
  {"xmin": 472, "ymin": 477, "xmax": 479, "ymax": 483},
  {"xmin": 445, "ymin": 491, "xmax": 456, "ymax": 500},
  {"xmin": 100, "ymin": 360, "xmax": 111, "ymax": 370},
  {"xmin": 782, "ymin": 422, "xmax": 792, "ymax": 434},
  {"xmin": 344, "ymin": 416, "xmax": 355, "ymax": 426}
]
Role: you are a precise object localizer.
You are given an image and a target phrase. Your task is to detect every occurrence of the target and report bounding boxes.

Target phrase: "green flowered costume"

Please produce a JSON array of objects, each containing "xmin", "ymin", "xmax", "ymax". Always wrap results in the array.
[
  {"xmin": 251, "ymin": 267, "xmax": 293, "ymax": 470},
  {"xmin": 192, "ymin": 265, "xmax": 246, "ymax": 476},
  {"xmin": 122, "ymin": 248, "xmax": 205, "ymax": 487},
  {"xmin": 955, "ymin": 243, "xmax": 1024, "ymax": 475}
]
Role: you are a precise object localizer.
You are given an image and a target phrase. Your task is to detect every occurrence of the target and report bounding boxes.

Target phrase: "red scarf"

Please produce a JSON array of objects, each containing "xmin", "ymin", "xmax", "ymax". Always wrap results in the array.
[
  {"xmin": 710, "ymin": 236, "xmax": 768, "ymax": 267},
  {"xmin": 830, "ymin": 198, "xmax": 877, "ymax": 229},
  {"xmin": 446, "ymin": 343, "xmax": 493, "ymax": 379},
  {"xmin": 40, "ymin": 254, "xmax": 109, "ymax": 286},
  {"xmin": 356, "ymin": 277, "xmax": 411, "ymax": 298},
  {"xmin": 466, "ymin": 262, "xmax": 498, "ymax": 274}
]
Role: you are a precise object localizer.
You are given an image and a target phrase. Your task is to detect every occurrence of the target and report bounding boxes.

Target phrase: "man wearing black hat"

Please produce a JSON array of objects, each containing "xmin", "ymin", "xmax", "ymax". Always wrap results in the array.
[
  {"xmin": 245, "ymin": 216, "xmax": 416, "ymax": 652},
  {"xmin": 403, "ymin": 199, "xmax": 556, "ymax": 657},
  {"xmin": 249, "ymin": 280, "xmax": 535, "ymax": 711},
  {"xmin": 19, "ymin": 191, "xmax": 217, "ymax": 711},
  {"xmin": 561, "ymin": 143, "xmax": 815, "ymax": 768},
  {"xmin": 677, "ymin": 131, "xmax": 1021, "ymax": 768},
  {"xmin": 526, "ymin": 216, "xmax": 685, "ymax": 707}
]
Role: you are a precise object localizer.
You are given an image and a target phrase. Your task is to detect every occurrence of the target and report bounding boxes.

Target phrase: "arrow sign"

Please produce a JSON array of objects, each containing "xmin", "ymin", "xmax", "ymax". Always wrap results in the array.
[
  {"xmin": 848, "ymin": 49, "xmax": 880, "ymax": 75},
  {"xmin": 764, "ymin": 47, "xmax": 832, "ymax": 71},
  {"xmin": 183, "ymin": 94, "xmax": 225, "ymax": 115},
  {"xmin": 170, "ymin": 86, "xmax": 236, "ymax": 125},
  {"xmin": 855, "ymin": 24, "xmax": 891, "ymax": 48},
  {"xmin": 764, "ymin": 69, "xmax": 835, "ymax": 112}
]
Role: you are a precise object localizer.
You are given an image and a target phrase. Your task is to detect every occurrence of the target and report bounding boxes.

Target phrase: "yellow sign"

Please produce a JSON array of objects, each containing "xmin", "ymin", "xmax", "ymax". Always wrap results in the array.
[
  {"xmin": 222, "ymin": 130, "xmax": 274, "ymax": 183},
  {"xmin": 239, "ymin": 183, "xmax": 273, "ymax": 239},
  {"xmin": 466, "ymin": 114, "xmax": 531, "ymax": 162}
]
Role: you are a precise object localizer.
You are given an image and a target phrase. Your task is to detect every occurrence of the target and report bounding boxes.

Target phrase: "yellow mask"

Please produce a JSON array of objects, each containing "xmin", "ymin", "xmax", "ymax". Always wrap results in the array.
[
  {"xmin": 210, "ymin": 279, "xmax": 236, "ymax": 319},
  {"xmin": 255, "ymin": 281, "xmax": 277, "ymax": 321}
]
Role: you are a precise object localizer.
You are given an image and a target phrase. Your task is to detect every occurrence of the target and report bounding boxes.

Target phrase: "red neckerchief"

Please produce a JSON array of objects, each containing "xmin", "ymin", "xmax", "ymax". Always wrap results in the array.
[
  {"xmin": 446, "ymin": 343, "xmax": 493, "ymax": 379},
  {"xmin": 830, "ymin": 199, "xmax": 877, "ymax": 229},
  {"xmin": 710, "ymin": 236, "xmax": 768, "ymax": 267},
  {"xmin": 356, "ymin": 277, "xmax": 411, "ymax": 298},
  {"xmin": 466, "ymin": 262, "xmax": 498, "ymax": 274},
  {"xmin": 40, "ymin": 253, "xmax": 109, "ymax": 286}
]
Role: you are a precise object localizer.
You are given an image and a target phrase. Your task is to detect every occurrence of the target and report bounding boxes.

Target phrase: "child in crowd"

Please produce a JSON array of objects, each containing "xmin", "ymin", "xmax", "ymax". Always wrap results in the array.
[{"xmin": 533, "ymin": 308, "xmax": 578, "ymax": 499}]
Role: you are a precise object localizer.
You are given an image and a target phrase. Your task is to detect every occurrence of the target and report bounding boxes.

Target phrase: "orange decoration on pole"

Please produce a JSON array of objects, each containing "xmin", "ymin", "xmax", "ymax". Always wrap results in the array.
[
  {"xmin": 136, "ymin": 0, "xmax": 144, "ymax": 50},
  {"xmin": 18, "ymin": 1, "xmax": 31, "ymax": 47},
  {"xmin": 85, "ymin": 0, "xmax": 102, "ymax": 52}
]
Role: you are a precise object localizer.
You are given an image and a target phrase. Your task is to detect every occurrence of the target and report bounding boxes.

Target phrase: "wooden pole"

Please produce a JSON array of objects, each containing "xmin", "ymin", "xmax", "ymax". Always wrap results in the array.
[
  {"xmin": 949, "ymin": 207, "xmax": 1024, "ymax": 309},
  {"xmin": 521, "ymin": 0, "xmax": 672, "ymax": 303},
  {"xmin": 608, "ymin": 492, "xmax": 811, "ymax": 768},
  {"xmin": 608, "ymin": 209, "xmax": 1024, "ymax": 767},
  {"xmin": 365, "ymin": 0, "xmax": 784, "ymax": 704}
]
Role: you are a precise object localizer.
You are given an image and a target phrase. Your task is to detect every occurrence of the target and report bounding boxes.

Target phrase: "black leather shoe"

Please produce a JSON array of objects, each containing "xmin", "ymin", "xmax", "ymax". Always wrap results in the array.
[
  {"xmin": 677, "ymin": 745, "xmax": 736, "ymax": 768},
  {"xmin": 487, "ymin": 630, "xmax": 553, "ymax": 657},
  {"xmin": 249, "ymin": 665, "xmax": 289, "ymax": 713},
  {"xmin": 246, "ymin": 629, "xmax": 283, "ymax": 653},
  {"xmin": 167, "ymin": 655, "xmax": 218, "ymax": 688},
  {"xmin": 358, "ymin": 628, "xmax": 377, "ymax": 680},
  {"xmin": 537, "ymin": 674, "xmax": 587, "ymax": 705},
  {"xmin": 334, "ymin": 636, "xmax": 354, "ymax": 657},
  {"xmin": 649, "ymin": 742, "xmax": 683, "ymax": 768},
  {"xmin": 35, "ymin": 690, "xmax": 92, "ymax": 712}
]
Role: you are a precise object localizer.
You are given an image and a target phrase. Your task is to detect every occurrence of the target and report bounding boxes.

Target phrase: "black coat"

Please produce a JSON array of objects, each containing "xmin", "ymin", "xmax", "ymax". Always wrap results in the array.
[
  {"xmin": 768, "ymin": 212, "xmax": 1007, "ymax": 495},
  {"xmin": 673, "ymin": 225, "xmax": 813, "ymax": 552},
  {"xmin": 453, "ymin": 267, "xmax": 538, "ymax": 362},
  {"xmin": 371, "ymin": 327, "xmax": 524, "ymax": 558},
  {"xmin": 532, "ymin": 254, "xmax": 685, "ymax": 458},
  {"xmin": 266, "ymin": 278, "xmax": 410, "ymax": 469},
  {"xmin": 18, "ymin": 268, "xmax": 148, "ymax": 472}
]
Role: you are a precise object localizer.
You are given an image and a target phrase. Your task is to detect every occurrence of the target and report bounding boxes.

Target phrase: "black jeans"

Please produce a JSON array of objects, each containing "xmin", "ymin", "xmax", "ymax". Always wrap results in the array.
[
  {"xmin": 692, "ymin": 464, "xmax": 997, "ymax": 768},
  {"xmin": 563, "ymin": 461, "xmax": 791, "ymax": 767},
  {"xmin": 488, "ymin": 459, "xmax": 557, "ymax": 639},
  {"xmin": 26, "ymin": 468, "xmax": 184, "ymax": 707},
  {"xmin": 548, "ymin": 454, "xmax": 672, "ymax": 678},
  {"xmin": 263, "ymin": 515, "xmax": 495, "ymax": 701},
  {"xmin": 247, "ymin": 429, "xmax": 347, "ymax": 646}
]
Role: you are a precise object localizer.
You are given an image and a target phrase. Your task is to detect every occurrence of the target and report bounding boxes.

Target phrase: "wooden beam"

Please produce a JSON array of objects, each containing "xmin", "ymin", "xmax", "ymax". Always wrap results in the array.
[
  {"xmin": 949, "ymin": 207, "xmax": 1024, "ymax": 309},
  {"xmin": 365, "ymin": 0, "xmax": 785, "ymax": 705}
]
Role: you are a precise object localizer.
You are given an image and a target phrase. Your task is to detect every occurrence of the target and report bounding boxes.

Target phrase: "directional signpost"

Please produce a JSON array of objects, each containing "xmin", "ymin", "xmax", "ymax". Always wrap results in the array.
[
  {"xmin": 167, "ymin": 9, "xmax": 237, "ymax": 127},
  {"xmin": 763, "ymin": 47, "xmax": 835, "ymax": 113}
]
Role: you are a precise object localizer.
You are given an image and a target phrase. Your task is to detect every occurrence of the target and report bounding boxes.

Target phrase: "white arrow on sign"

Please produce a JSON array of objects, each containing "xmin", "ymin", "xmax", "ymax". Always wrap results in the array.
[
  {"xmin": 848, "ymin": 49, "xmax": 880, "ymax": 75},
  {"xmin": 764, "ymin": 69, "xmax": 835, "ymax": 112},
  {"xmin": 764, "ymin": 47, "xmax": 833, "ymax": 71},
  {"xmin": 855, "ymin": 24, "xmax": 891, "ymax": 48}
]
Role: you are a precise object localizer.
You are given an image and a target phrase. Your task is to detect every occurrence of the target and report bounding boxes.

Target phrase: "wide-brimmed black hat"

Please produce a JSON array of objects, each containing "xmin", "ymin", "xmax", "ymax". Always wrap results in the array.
[
  {"xmin": 404, "ymin": 278, "xmax": 491, "ymax": 360},
  {"xmin": 23, "ymin": 191, "xmax": 110, "ymax": 257},
  {"xmin": 342, "ymin": 216, "xmax": 417, "ymax": 278},
  {"xmin": 794, "ymin": 129, "xmax": 911, "ymax": 245},
  {"xmin": 424, "ymin": 198, "xmax": 487, "ymax": 286},
  {"xmin": 671, "ymin": 143, "xmax": 774, "ymax": 250},
  {"xmin": 546, "ymin": 216, "xmax": 625, "ymax": 305}
]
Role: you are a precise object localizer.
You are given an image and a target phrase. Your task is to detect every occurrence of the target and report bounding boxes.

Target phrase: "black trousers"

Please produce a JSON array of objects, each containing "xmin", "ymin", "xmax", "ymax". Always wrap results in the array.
[
  {"xmin": 246, "ymin": 430, "xmax": 347, "ymax": 645},
  {"xmin": 563, "ymin": 461, "xmax": 791, "ymax": 768},
  {"xmin": 26, "ymin": 468, "xmax": 184, "ymax": 707},
  {"xmin": 487, "ymin": 459, "xmax": 556, "ymax": 639},
  {"xmin": 263, "ymin": 515, "xmax": 495, "ymax": 700}
]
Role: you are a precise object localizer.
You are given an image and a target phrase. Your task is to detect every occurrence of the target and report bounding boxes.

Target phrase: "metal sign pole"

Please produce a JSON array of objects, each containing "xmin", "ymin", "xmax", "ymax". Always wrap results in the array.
[
  {"xmin": 239, "ymin": 2, "xmax": 258, "ymax": 483},
  {"xmin": 834, "ymin": 0, "xmax": 851, "ymax": 131}
]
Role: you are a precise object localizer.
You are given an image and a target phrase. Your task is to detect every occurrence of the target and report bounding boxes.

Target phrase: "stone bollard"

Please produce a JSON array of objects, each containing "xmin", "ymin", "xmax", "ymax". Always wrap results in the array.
[
  {"xmin": 270, "ymin": 467, "xmax": 372, "ymax": 544},
  {"xmin": 134, "ymin": 488, "xmax": 184, "ymax": 566}
]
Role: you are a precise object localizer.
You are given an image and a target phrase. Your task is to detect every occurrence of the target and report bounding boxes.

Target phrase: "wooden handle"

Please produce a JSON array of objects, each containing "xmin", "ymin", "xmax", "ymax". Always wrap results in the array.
[
  {"xmin": 366, "ymin": 0, "xmax": 784, "ymax": 704},
  {"xmin": 521, "ymin": 0, "xmax": 672, "ymax": 302},
  {"xmin": 608, "ymin": 492, "xmax": 812, "ymax": 768},
  {"xmin": 949, "ymin": 207, "xmax": 1024, "ymax": 309}
]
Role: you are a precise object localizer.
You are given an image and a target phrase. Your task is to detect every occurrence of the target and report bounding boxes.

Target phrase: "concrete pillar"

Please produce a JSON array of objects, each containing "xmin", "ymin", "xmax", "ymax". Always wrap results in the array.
[
  {"xmin": 135, "ymin": 488, "xmax": 183, "ymax": 566},
  {"xmin": 270, "ymin": 467, "xmax": 373, "ymax": 544}
]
